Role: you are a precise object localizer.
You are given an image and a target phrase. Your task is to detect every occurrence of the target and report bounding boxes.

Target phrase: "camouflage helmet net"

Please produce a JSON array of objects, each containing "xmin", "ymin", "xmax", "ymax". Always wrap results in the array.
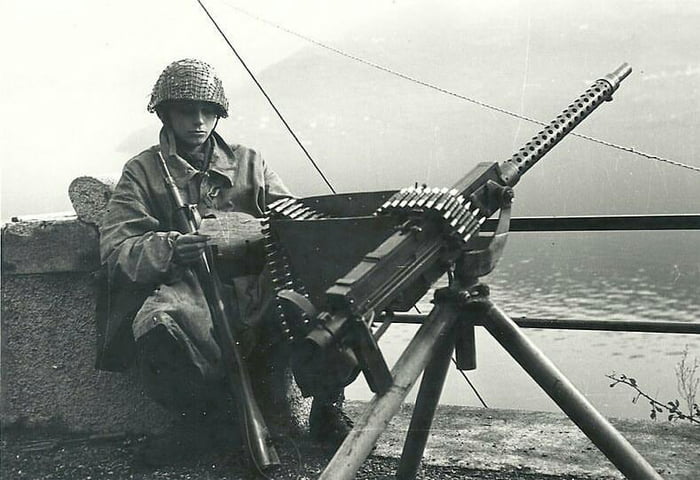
[{"xmin": 147, "ymin": 59, "xmax": 229, "ymax": 117}]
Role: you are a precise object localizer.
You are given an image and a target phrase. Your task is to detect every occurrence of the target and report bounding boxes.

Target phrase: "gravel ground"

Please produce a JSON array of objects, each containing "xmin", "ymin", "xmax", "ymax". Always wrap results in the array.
[
  {"xmin": 5, "ymin": 402, "xmax": 688, "ymax": 479},
  {"xmin": 1, "ymin": 430, "xmax": 591, "ymax": 480}
]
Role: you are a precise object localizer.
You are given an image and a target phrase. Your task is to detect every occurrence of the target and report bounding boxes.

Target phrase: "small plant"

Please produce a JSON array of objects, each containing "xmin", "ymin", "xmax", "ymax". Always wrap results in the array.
[
  {"xmin": 607, "ymin": 345, "xmax": 699, "ymax": 425},
  {"xmin": 675, "ymin": 345, "xmax": 699, "ymax": 422}
]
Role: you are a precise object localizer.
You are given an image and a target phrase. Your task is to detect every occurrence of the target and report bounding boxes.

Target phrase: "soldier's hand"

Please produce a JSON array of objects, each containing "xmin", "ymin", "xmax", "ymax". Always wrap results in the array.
[{"xmin": 172, "ymin": 233, "xmax": 210, "ymax": 265}]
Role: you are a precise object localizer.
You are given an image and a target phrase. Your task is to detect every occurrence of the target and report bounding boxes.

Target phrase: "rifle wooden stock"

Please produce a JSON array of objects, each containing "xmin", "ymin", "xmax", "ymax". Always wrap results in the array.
[{"xmin": 157, "ymin": 151, "xmax": 280, "ymax": 471}]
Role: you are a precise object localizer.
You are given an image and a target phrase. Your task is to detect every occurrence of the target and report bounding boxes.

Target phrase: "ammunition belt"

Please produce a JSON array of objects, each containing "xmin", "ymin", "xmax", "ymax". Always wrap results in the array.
[
  {"xmin": 262, "ymin": 197, "xmax": 328, "ymax": 342},
  {"xmin": 376, "ymin": 186, "xmax": 486, "ymax": 244}
]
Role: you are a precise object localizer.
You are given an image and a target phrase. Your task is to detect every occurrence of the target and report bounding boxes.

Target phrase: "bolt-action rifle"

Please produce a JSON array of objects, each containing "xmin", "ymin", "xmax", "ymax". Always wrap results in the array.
[
  {"xmin": 295, "ymin": 63, "xmax": 633, "ymax": 395},
  {"xmin": 156, "ymin": 152, "xmax": 280, "ymax": 472}
]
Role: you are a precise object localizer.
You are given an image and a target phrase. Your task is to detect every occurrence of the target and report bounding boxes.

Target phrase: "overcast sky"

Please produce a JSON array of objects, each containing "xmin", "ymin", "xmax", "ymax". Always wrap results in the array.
[{"xmin": 2, "ymin": 0, "xmax": 698, "ymax": 219}]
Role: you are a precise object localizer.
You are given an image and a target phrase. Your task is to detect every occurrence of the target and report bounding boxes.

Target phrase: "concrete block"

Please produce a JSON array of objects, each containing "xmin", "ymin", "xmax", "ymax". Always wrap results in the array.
[
  {"xmin": 1, "ymin": 218, "xmax": 100, "ymax": 274},
  {"xmin": 68, "ymin": 175, "xmax": 118, "ymax": 226},
  {"xmin": 1, "ymin": 271, "xmax": 171, "ymax": 433}
]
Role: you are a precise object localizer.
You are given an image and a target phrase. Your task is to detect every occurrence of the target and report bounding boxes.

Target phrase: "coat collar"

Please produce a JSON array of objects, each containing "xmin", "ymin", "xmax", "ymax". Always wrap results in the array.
[{"xmin": 159, "ymin": 127, "xmax": 237, "ymax": 188}]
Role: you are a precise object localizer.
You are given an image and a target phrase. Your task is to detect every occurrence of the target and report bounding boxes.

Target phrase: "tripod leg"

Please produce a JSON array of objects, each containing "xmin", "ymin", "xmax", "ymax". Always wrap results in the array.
[
  {"xmin": 396, "ymin": 324, "xmax": 455, "ymax": 479},
  {"xmin": 482, "ymin": 300, "xmax": 663, "ymax": 480},
  {"xmin": 318, "ymin": 304, "xmax": 460, "ymax": 480}
]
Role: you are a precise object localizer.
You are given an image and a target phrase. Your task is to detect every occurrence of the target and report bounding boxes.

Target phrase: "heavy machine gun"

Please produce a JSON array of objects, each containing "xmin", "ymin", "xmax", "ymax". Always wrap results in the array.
[
  {"xmin": 264, "ymin": 64, "xmax": 664, "ymax": 479},
  {"xmin": 267, "ymin": 63, "xmax": 632, "ymax": 394}
]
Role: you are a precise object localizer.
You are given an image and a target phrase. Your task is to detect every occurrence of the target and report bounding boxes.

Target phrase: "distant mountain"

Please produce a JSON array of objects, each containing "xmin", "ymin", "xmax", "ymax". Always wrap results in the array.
[{"xmin": 217, "ymin": 1, "xmax": 700, "ymax": 216}]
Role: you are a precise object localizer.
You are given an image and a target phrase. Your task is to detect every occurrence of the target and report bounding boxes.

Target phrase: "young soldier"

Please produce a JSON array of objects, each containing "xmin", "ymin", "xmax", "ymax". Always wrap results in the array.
[{"xmin": 98, "ymin": 59, "xmax": 352, "ymax": 465}]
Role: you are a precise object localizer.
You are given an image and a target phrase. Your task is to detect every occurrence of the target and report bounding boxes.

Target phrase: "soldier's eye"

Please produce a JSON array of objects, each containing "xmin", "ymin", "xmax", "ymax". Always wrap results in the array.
[{"xmin": 174, "ymin": 105, "xmax": 196, "ymax": 115}]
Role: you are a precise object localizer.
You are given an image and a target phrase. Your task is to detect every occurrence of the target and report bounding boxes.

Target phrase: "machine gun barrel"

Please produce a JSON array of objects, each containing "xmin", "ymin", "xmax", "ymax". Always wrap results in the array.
[
  {"xmin": 157, "ymin": 152, "xmax": 280, "ymax": 472},
  {"xmin": 498, "ymin": 62, "xmax": 631, "ymax": 188},
  {"xmin": 302, "ymin": 64, "xmax": 632, "ymax": 396}
]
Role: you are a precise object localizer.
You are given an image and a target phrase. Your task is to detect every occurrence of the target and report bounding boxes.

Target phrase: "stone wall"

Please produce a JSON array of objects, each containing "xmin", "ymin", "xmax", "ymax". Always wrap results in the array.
[{"xmin": 1, "ymin": 215, "xmax": 172, "ymax": 433}]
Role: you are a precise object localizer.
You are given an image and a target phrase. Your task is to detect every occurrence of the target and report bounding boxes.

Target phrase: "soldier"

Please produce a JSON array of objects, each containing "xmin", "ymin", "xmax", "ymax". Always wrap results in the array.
[{"xmin": 98, "ymin": 58, "xmax": 352, "ymax": 465}]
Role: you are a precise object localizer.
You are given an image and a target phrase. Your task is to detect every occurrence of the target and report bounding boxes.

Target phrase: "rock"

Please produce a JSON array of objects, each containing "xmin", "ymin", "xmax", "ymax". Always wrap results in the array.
[{"xmin": 68, "ymin": 176, "xmax": 118, "ymax": 226}]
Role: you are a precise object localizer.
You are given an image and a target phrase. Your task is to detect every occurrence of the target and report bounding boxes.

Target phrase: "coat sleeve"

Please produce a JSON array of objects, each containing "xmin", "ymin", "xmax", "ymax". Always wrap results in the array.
[
  {"xmin": 262, "ymin": 157, "xmax": 293, "ymax": 205},
  {"xmin": 99, "ymin": 159, "xmax": 182, "ymax": 285}
]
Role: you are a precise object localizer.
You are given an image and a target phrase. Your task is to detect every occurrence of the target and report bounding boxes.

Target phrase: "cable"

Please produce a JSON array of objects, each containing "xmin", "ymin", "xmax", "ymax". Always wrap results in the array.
[
  {"xmin": 219, "ymin": 1, "xmax": 700, "ymax": 175},
  {"xmin": 196, "ymin": 0, "xmax": 337, "ymax": 193},
  {"xmin": 451, "ymin": 358, "xmax": 489, "ymax": 408}
]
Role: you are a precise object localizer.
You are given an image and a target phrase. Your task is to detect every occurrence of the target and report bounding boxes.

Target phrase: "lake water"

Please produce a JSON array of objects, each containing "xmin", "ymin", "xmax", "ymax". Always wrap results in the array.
[{"xmin": 346, "ymin": 230, "xmax": 700, "ymax": 420}]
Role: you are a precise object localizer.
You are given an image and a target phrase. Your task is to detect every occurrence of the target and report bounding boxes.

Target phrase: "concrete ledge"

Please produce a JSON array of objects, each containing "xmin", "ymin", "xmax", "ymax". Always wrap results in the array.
[{"xmin": 1, "ymin": 217, "xmax": 100, "ymax": 274}]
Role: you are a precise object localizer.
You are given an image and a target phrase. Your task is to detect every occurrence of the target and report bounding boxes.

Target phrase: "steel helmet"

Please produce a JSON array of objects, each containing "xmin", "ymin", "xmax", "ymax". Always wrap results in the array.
[{"xmin": 147, "ymin": 59, "xmax": 229, "ymax": 117}]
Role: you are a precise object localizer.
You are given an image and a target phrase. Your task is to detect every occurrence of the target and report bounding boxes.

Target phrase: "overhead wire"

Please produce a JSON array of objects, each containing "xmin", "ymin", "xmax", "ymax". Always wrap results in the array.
[
  {"xmin": 196, "ymin": 0, "xmax": 337, "ymax": 193},
  {"xmin": 219, "ymin": 1, "xmax": 700, "ymax": 175}
]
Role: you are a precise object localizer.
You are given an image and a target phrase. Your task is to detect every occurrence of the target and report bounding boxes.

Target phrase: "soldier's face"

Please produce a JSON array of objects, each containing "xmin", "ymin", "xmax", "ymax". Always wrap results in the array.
[{"xmin": 167, "ymin": 101, "xmax": 219, "ymax": 148}]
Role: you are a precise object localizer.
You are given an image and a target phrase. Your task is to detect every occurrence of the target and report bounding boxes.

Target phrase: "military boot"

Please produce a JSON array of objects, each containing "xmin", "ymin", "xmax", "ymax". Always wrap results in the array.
[{"xmin": 309, "ymin": 390, "xmax": 354, "ymax": 447}]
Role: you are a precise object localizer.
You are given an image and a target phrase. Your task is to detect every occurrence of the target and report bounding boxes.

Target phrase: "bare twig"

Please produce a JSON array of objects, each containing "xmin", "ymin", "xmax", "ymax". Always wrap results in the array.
[{"xmin": 606, "ymin": 373, "xmax": 700, "ymax": 424}]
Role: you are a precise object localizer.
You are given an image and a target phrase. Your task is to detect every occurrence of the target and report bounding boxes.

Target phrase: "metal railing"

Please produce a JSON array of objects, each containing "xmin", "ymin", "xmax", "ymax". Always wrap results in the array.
[
  {"xmin": 483, "ymin": 213, "xmax": 700, "ymax": 232},
  {"xmin": 392, "ymin": 314, "xmax": 700, "ymax": 334},
  {"xmin": 394, "ymin": 214, "xmax": 700, "ymax": 335}
]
